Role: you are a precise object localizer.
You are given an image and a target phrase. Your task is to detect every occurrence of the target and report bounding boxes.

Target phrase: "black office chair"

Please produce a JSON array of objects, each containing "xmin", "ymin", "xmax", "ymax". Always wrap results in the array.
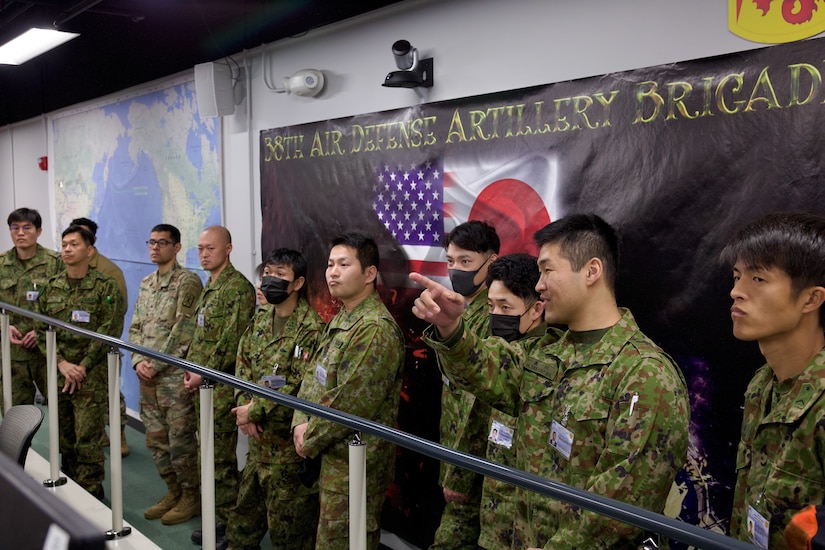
[{"xmin": 0, "ymin": 405, "xmax": 44, "ymax": 466}]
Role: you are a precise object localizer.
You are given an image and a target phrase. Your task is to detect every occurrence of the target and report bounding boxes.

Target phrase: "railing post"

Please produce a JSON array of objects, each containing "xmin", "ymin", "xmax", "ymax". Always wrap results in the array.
[
  {"xmin": 1, "ymin": 308, "xmax": 12, "ymax": 414},
  {"xmin": 200, "ymin": 380, "xmax": 216, "ymax": 550},
  {"xmin": 43, "ymin": 326, "xmax": 66, "ymax": 488},
  {"xmin": 349, "ymin": 431, "xmax": 367, "ymax": 550},
  {"xmin": 105, "ymin": 348, "xmax": 131, "ymax": 540}
]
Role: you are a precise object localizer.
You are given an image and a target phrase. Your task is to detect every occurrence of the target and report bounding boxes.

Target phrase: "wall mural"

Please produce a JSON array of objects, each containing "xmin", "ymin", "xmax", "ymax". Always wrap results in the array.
[{"xmin": 260, "ymin": 36, "xmax": 825, "ymax": 547}]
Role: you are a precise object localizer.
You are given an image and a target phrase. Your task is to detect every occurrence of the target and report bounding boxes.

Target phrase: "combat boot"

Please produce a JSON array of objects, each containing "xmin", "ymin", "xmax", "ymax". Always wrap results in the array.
[
  {"xmin": 144, "ymin": 475, "xmax": 181, "ymax": 520},
  {"xmin": 162, "ymin": 488, "xmax": 201, "ymax": 525}
]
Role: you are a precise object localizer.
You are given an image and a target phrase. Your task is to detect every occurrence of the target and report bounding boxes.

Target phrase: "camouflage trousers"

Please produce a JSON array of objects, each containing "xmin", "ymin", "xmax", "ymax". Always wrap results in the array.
[
  {"xmin": 58, "ymin": 364, "xmax": 106, "ymax": 497},
  {"xmin": 214, "ymin": 429, "xmax": 238, "ymax": 523},
  {"xmin": 139, "ymin": 369, "xmax": 198, "ymax": 489},
  {"xmin": 226, "ymin": 459, "xmax": 319, "ymax": 549},
  {"xmin": 478, "ymin": 477, "xmax": 515, "ymax": 550},
  {"xmin": 0, "ymin": 355, "xmax": 48, "ymax": 410},
  {"xmin": 430, "ymin": 475, "xmax": 484, "ymax": 550},
  {"xmin": 315, "ymin": 488, "xmax": 386, "ymax": 550}
]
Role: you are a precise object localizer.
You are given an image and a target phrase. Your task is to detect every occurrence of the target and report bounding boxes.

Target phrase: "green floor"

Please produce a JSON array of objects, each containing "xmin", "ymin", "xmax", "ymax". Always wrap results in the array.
[{"xmin": 29, "ymin": 408, "xmax": 274, "ymax": 550}]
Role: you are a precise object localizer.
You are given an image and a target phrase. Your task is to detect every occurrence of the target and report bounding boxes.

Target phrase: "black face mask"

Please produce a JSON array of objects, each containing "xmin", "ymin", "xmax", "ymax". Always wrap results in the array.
[
  {"xmin": 260, "ymin": 276, "xmax": 291, "ymax": 305},
  {"xmin": 490, "ymin": 312, "xmax": 526, "ymax": 342},
  {"xmin": 448, "ymin": 255, "xmax": 492, "ymax": 297}
]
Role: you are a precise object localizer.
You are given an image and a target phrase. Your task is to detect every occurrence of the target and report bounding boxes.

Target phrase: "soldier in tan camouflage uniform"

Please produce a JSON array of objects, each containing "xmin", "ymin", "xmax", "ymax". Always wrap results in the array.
[
  {"xmin": 432, "ymin": 220, "xmax": 498, "ymax": 550},
  {"xmin": 71, "ymin": 217, "xmax": 130, "ymax": 457},
  {"xmin": 227, "ymin": 248, "xmax": 325, "ymax": 550},
  {"xmin": 0, "ymin": 208, "xmax": 61, "ymax": 409},
  {"xmin": 722, "ymin": 212, "xmax": 825, "ymax": 549},
  {"xmin": 129, "ymin": 224, "xmax": 203, "ymax": 524},
  {"xmin": 36, "ymin": 225, "xmax": 124, "ymax": 499},
  {"xmin": 480, "ymin": 254, "xmax": 549, "ymax": 550},
  {"xmin": 183, "ymin": 225, "xmax": 255, "ymax": 545},
  {"xmin": 412, "ymin": 213, "xmax": 689, "ymax": 549},
  {"xmin": 293, "ymin": 232, "xmax": 404, "ymax": 550}
]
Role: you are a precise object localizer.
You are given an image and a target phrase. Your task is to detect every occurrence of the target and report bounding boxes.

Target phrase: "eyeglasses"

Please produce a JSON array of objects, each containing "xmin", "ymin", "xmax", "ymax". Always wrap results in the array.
[
  {"xmin": 146, "ymin": 239, "xmax": 175, "ymax": 248},
  {"xmin": 9, "ymin": 224, "xmax": 35, "ymax": 233}
]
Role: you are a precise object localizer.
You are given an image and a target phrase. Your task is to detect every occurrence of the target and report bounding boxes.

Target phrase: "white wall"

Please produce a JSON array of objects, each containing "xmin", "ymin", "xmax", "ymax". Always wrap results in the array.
[{"xmin": 0, "ymin": 0, "xmax": 772, "ymax": 278}]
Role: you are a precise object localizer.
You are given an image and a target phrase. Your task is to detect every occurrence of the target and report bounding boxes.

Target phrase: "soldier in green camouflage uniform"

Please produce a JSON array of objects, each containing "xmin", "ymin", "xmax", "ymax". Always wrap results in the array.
[
  {"xmin": 227, "ymin": 249, "xmax": 325, "ymax": 550},
  {"xmin": 293, "ymin": 232, "xmax": 404, "ymax": 550},
  {"xmin": 70, "ymin": 217, "xmax": 130, "ymax": 457},
  {"xmin": 183, "ymin": 226, "xmax": 255, "ymax": 537},
  {"xmin": 479, "ymin": 254, "xmax": 549, "ymax": 550},
  {"xmin": 129, "ymin": 224, "xmax": 203, "ymax": 524},
  {"xmin": 720, "ymin": 212, "xmax": 825, "ymax": 549},
  {"xmin": 412, "ymin": 214, "xmax": 689, "ymax": 548},
  {"xmin": 432, "ymin": 221, "xmax": 499, "ymax": 550},
  {"xmin": 0, "ymin": 208, "xmax": 61, "ymax": 409},
  {"xmin": 36, "ymin": 225, "xmax": 124, "ymax": 498}
]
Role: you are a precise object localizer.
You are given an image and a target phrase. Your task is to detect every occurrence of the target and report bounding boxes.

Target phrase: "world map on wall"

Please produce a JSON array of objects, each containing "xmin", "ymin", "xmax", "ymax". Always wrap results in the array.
[{"xmin": 51, "ymin": 80, "xmax": 222, "ymax": 411}]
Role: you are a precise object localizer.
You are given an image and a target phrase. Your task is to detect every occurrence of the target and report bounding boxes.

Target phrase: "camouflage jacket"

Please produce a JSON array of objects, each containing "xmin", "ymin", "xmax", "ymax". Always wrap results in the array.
[
  {"xmin": 731, "ymin": 350, "xmax": 825, "ymax": 549},
  {"xmin": 234, "ymin": 298, "xmax": 325, "ymax": 464},
  {"xmin": 0, "ymin": 244, "xmax": 61, "ymax": 360},
  {"xmin": 89, "ymin": 251, "xmax": 128, "ymax": 311},
  {"xmin": 438, "ymin": 288, "xmax": 491, "ymax": 492},
  {"xmin": 128, "ymin": 262, "xmax": 203, "ymax": 373},
  {"xmin": 185, "ymin": 263, "xmax": 255, "ymax": 432},
  {"xmin": 425, "ymin": 308, "xmax": 689, "ymax": 549},
  {"xmin": 292, "ymin": 291, "xmax": 404, "ymax": 494},
  {"xmin": 479, "ymin": 322, "xmax": 555, "ymax": 550},
  {"xmin": 36, "ymin": 269, "xmax": 125, "ymax": 370}
]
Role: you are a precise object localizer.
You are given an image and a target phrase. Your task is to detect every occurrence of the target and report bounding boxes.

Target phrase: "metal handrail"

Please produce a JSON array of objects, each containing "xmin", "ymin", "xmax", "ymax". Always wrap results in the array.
[{"xmin": 0, "ymin": 301, "xmax": 756, "ymax": 549}]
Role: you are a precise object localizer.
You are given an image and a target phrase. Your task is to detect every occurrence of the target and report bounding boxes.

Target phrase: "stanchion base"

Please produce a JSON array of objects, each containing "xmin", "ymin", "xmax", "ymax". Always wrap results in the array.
[
  {"xmin": 105, "ymin": 526, "xmax": 132, "ymax": 540},
  {"xmin": 43, "ymin": 477, "xmax": 67, "ymax": 487}
]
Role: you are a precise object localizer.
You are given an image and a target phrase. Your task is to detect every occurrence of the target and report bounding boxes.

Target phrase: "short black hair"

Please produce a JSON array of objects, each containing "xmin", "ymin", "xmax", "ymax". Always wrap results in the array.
[
  {"xmin": 264, "ymin": 248, "xmax": 308, "ymax": 280},
  {"xmin": 533, "ymin": 213, "xmax": 619, "ymax": 292},
  {"xmin": 70, "ymin": 217, "xmax": 98, "ymax": 236},
  {"xmin": 151, "ymin": 223, "xmax": 181, "ymax": 244},
  {"xmin": 62, "ymin": 225, "xmax": 95, "ymax": 246},
  {"xmin": 331, "ymin": 231, "xmax": 380, "ymax": 272},
  {"xmin": 8, "ymin": 208, "xmax": 42, "ymax": 229},
  {"xmin": 721, "ymin": 212, "xmax": 825, "ymax": 325},
  {"xmin": 443, "ymin": 220, "xmax": 500, "ymax": 255},
  {"xmin": 485, "ymin": 253, "xmax": 540, "ymax": 303}
]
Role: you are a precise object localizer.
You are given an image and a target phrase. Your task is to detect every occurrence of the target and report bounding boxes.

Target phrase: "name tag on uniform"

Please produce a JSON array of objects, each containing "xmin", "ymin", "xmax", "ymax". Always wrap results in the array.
[
  {"xmin": 260, "ymin": 375, "xmax": 286, "ymax": 389},
  {"xmin": 197, "ymin": 313, "xmax": 204, "ymax": 327},
  {"xmin": 315, "ymin": 364, "xmax": 327, "ymax": 387},
  {"xmin": 71, "ymin": 310, "xmax": 90, "ymax": 323},
  {"xmin": 488, "ymin": 419, "xmax": 514, "ymax": 449},
  {"xmin": 26, "ymin": 290, "xmax": 39, "ymax": 301},
  {"xmin": 747, "ymin": 505, "xmax": 770, "ymax": 548},
  {"xmin": 549, "ymin": 420, "xmax": 573, "ymax": 460}
]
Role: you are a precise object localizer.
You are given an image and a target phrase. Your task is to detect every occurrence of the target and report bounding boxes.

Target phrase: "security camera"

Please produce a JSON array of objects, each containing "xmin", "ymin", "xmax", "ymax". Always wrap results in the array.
[
  {"xmin": 282, "ymin": 69, "xmax": 325, "ymax": 97},
  {"xmin": 383, "ymin": 40, "xmax": 433, "ymax": 89},
  {"xmin": 392, "ymin": 40, "xmax": 417, "ymax": 70}
]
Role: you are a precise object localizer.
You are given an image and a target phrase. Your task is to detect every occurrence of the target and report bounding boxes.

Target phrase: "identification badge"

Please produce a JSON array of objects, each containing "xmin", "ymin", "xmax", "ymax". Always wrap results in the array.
[
  {"xmin": 747, "ymin": 505, "xmax": 770, "ymax": 548},
  {"xmin": 197, "ymin": 313, "xmax": 204, "ymax": 327},
  {"xmin": 260, "ymin": 375, "xmax": 286, "ymax": 389},
  {"xmin": 26, "ymin": 290, "xmax": 39, "ymax": 301},
  {"xmin": 71, "ymin": 310, "xmax": 90, "ymax": 323},
  {"xmin": 315, "ymin": 364, "xmax": 327, "ymax": 387},
  {"xmin": 488, "ymin": 419, "xmax": 514, "ymax": 449},
  {"xmin": 549, "ymin": 419, "xmax": 574, "ymax": 460},
  {"xmin": 441, "ymin": 373, "xmax": 450, "ymax": 387}
]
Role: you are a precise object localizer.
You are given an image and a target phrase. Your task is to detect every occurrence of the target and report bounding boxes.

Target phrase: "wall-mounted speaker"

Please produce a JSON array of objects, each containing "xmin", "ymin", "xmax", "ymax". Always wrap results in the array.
[{"xmin": 194, "ymin": 62, "xmax": 235, "ymax": 118}]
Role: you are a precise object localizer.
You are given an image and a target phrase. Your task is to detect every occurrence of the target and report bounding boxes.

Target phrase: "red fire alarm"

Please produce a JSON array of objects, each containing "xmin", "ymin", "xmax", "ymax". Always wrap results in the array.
[{"xmin": 38, "ymin": 156, "xmax": 48, "ymax": 171}]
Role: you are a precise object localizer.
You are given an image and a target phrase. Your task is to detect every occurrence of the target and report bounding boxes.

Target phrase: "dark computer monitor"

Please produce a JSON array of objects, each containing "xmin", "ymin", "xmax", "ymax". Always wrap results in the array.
[{"xmin": 0, "ymin": 450, "xmax": 105, "ymax": 549}]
